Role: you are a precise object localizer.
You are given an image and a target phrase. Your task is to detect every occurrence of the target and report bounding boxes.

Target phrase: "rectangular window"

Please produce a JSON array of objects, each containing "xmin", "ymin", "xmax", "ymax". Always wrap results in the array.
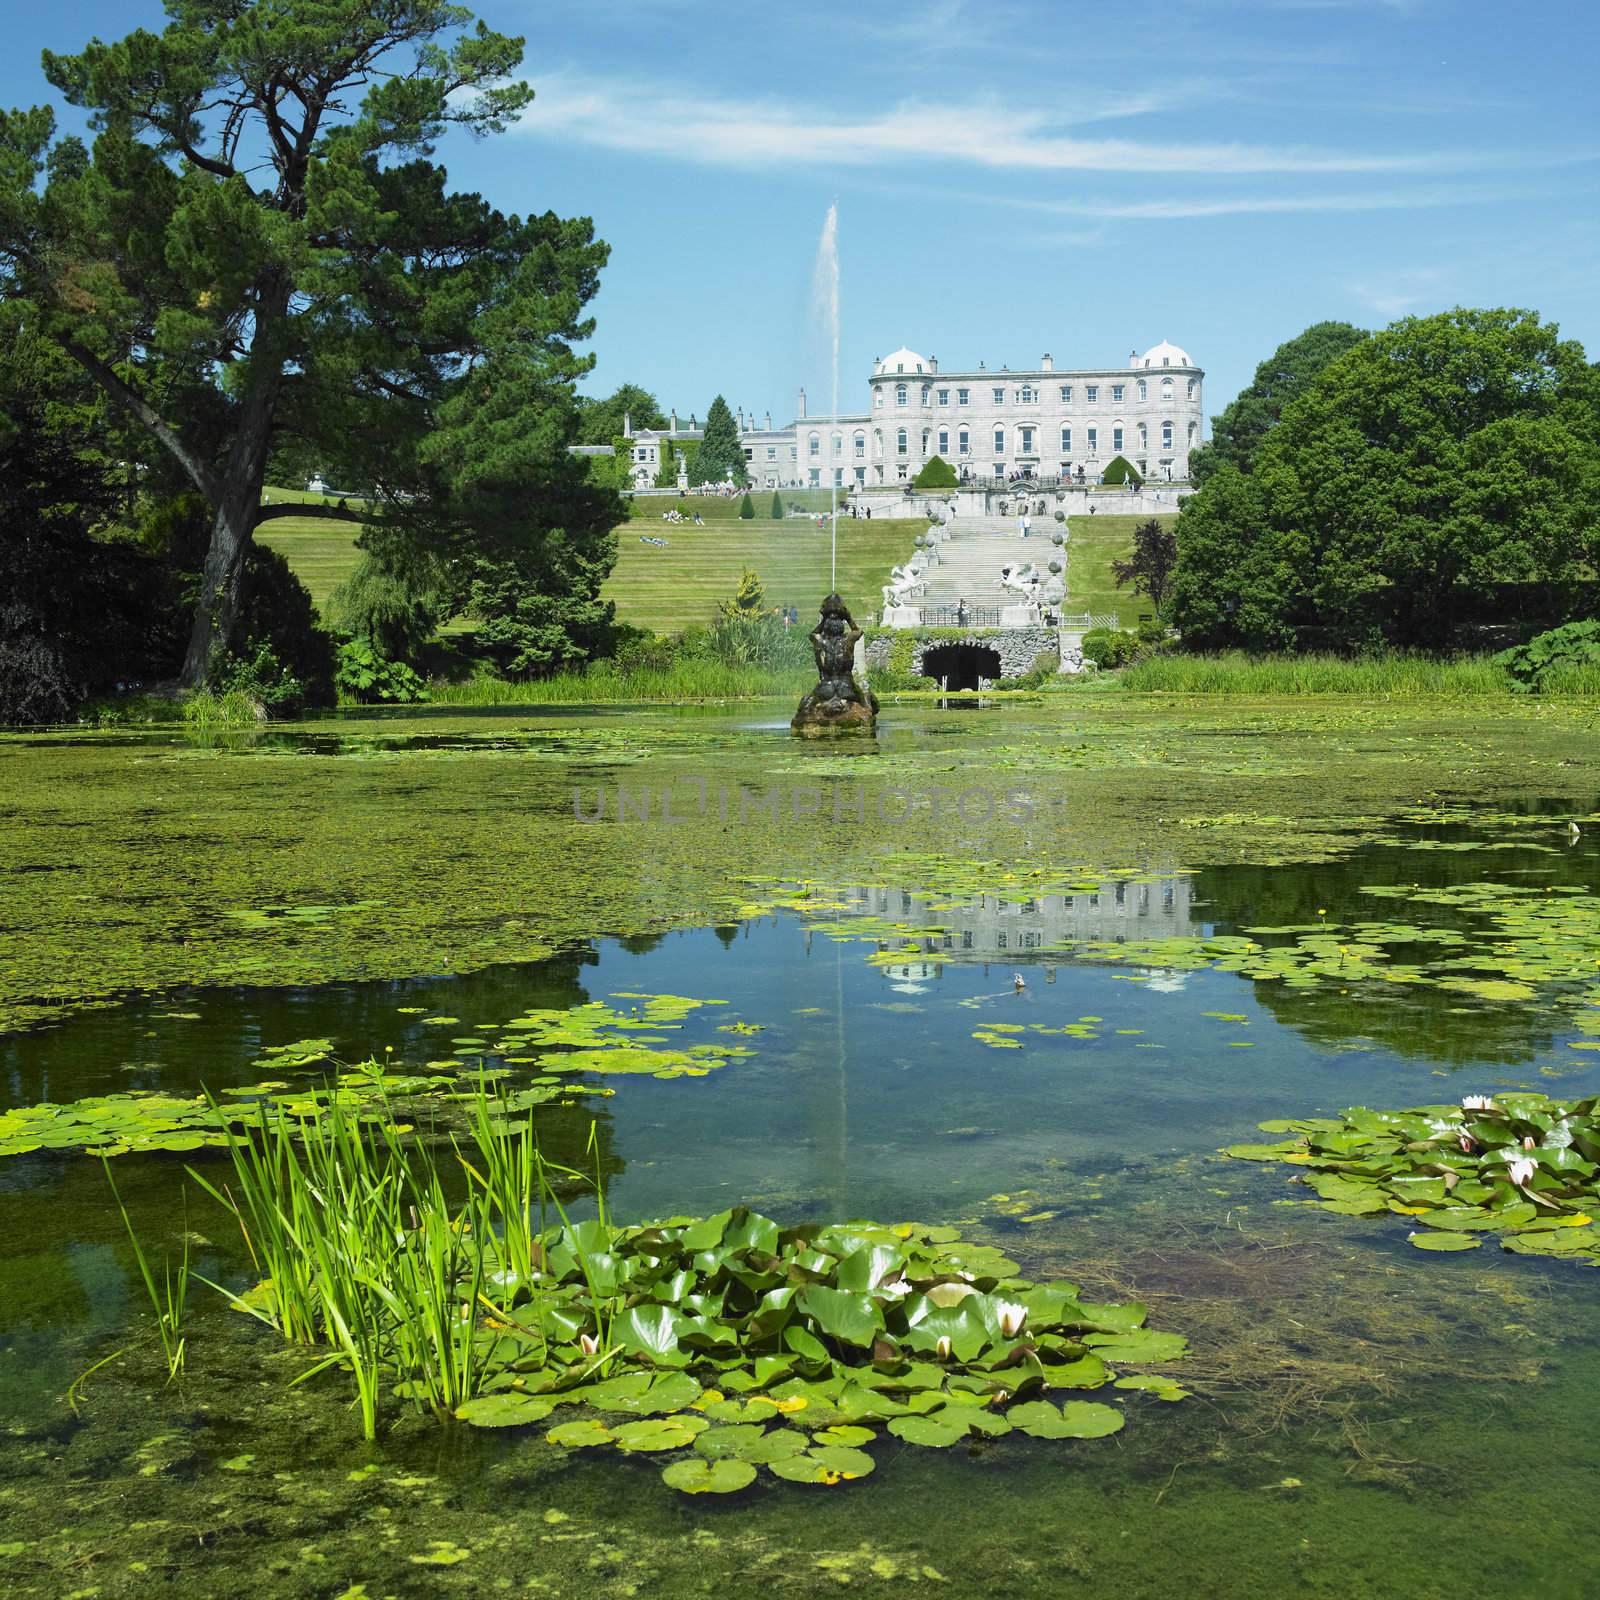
[
  {"xmin": 833, "ymin": 468, "xmax": 843, "ymax": 486},
  {"xmin": 808, "ymin": 469, "xmax": 820, "ymax": 485},
  {"xmin": 938, "ymin": 430, "xmax": 949, "ymax": 454},
  {"xmin": 1112, "ymin": 384, "xmax": 1124, "ymax": 403},
  {"xmin": 766, "ymin": 447, "xmax": 776, "ymax": 460},
  {"xmin": 1087, "ymin": 427, "xmax": 1098, "ymax": 452},
  {"xmin": 993, "ymin": 428, "xmax": 1005, "ymax": 454},
  {"xmin": 853, "ymin": 437, "xmax": 864, "ymax": 457},
  {"xmin": 937, "ymin": 389, "xmax": 949, "ymax": 405},
  {"xmin": 743, "ymin": 447, "xmax": 753, "ymax": 461},
  {"xmin": 809, "ymin": 437, "xmax": 819, "ymax": 456},
  {"xmin": 896, "ymin": 384, "xmax": 908, "ymax": 405},
  {"xmin": 1021, "ymin": 426, "xmax": 1034, "ymax": 453},
  {"xmin": 1019, "ymin": 385, "xmax": 1035, "ymax": 403},
  {"xmin": 959, "ymin": 429, "xmax": 970, "ymax": 455},
  {"xmin": 854, "ymin": 466, "xmax": 865, "ymax": 484},
  {"xmin": 1113, "ymin": 427, "xmax": 1123, "ymax": 452},
  {"xmin": 992, "ymin": 387, "xmax": 1005, "ymax": 404},
  {"xmin": 1059, "ymin": 384, "xmax": 1072, "ymax": 401},
  {"xmin": 1060, "ymin": 426, "xmax": 1071, "ymax": 452},
  {"xmin": 1086, "ymin": 385, "xmax": 1099, "ymax": 403},
  {"xmin": 957, "ymin": 388, "xmax": 970, "ymax": 405}
]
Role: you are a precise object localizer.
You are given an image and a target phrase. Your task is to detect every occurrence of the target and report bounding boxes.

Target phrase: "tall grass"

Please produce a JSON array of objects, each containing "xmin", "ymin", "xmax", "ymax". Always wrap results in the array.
[
  {"xmin": 103, "ymin": 1159, "xmax": 189, "ymax": 1382},
  {"xmin": 430, "ymin": 660, "xmax": 811, "ymax": 706},
  {"xmin": 187, "ymin": 1085, "xmax": 612, "ymax": 1439},
  {"xmin": 182, "ymin": 688, "xmax": 262, "ymax": 727},
  {"xmin": 1117, "ymin": 652, "xmax": 1525, "ymax": 696}
]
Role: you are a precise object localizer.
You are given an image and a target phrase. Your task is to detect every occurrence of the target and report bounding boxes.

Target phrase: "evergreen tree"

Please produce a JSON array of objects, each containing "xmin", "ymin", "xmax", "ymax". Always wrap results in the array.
[
  {"xmin": 738, "ymin": 492, "xmax": 754, "ymax": 519},
  {"xmin": 719, "ymin": 568, "xmax": 767, "ymax": 618},
  {"xmin": 576, "ymin": 383, "xmax": 666, "ymax": 445},
  {"xmin": 696, "ymin": 396, "xmax": 748, "ymax": 487},
  {"xmin": 0, "ymin": 1, "xmax": 617, "ymax": 684},
  {"xmin": 770, "ymin": 490, "xmax": 784, "ymax": 519}
]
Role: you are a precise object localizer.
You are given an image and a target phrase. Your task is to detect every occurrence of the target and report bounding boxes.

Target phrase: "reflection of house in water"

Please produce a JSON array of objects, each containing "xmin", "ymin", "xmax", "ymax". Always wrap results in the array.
[{"xmin": 834, "ymin": 878, "xmax": 1202, "ymax": 987}]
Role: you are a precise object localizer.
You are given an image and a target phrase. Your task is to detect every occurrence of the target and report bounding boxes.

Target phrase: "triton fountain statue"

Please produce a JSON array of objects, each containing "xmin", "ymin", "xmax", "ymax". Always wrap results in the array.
[{"xmin": 791, "ymin": 593, "xmax": 878, "ymax": 737}]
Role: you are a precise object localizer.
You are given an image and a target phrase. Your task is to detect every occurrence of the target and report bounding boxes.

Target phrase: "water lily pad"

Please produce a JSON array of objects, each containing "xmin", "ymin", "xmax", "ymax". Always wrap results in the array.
[
  {"xmin": 1007, "ymin": 1399, "xmax": 1125, "ymax": 1440},
  {"xmin": 546, "ymin": 1418, "xmax": 616, "ymax": 1448},
  {"xmin": 454, "ymin": 1394, "xmax": 555, "ymax": 1428},
  {"xmin": 1408, "ymin": 1232, "xmax": 1481, "ymax": 1252},
  {"xmin": 661, "ymin": 1457, "xmax": 757, "ymax": 1494}
]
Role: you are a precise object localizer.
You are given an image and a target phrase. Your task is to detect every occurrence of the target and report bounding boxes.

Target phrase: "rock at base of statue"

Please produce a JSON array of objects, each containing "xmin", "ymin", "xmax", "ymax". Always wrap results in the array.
[{"xmin": 791, "ymin": 594, "xmax": 878, "ymax": 738}]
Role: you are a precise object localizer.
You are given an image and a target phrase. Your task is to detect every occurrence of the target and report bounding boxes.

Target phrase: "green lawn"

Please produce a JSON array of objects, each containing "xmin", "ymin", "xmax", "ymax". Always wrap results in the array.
[
  {"xmin": 1064, "ymin": 513, "xmax": 1173, "ymax": 626},
  {"xmin": 605, "ymin": 516, "xmax": 921, "ymax": 633},
  {"xmin": 255, "ymin": 485, "xmax": 917, "ymax": 634}
]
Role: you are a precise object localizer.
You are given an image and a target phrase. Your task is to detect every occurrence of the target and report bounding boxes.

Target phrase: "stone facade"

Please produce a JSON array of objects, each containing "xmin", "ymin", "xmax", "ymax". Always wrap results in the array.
[{"xmin": 617, "ymin": 340, "xmax": 1204, "ymax": 492}]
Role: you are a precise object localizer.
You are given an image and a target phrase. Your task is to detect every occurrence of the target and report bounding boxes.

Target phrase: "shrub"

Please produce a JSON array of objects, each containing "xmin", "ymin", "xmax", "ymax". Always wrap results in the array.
[
  {"xmin": 1492, "ymin": 621, "xmax": 1600, "ymax": 691},
  {"xmin": 1101, "ymin": 456, "xmax": 1143, "ymax": 486},
  {"xmin": 770, "ymin": 490, "xmax": 784, "ymax": 519},
  {"xmin": 335, "ymin": 639, "xmax": 430, "ymax": 704},
  {"xmin": 914, "ymin": 455, "xmax": 959, "ymax": 489},
  {"xmin": 738, "ymin": 492, "xmax": 755, "ymax": 519},
  {"xmin": 215, "ymin": 641, "xmax": 310, "ymax": 716},
  {"xmin": 1081, "ymin": 627, "xmax": 1141, "ymax": 668}
]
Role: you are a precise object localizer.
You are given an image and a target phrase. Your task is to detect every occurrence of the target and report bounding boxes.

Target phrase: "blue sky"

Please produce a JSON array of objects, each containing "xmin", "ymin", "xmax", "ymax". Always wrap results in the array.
[{"xmin": 5, "ymin": 1, "xmax": 1597, "ymax": 425}]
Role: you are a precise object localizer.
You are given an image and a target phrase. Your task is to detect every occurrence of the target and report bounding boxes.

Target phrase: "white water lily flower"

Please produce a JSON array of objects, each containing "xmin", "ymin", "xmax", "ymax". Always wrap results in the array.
[
  {"xmin": 995, "ymin": 1301, "xmax": 1027, "ymax": 1340},
  {"xmin": 1461, "ymin": 1094, "xmax": 1497, "ymax": 1111},
  {"xmin": 1507, "ymin": 1156, "xmax": 1537, "ymax": 1188}
]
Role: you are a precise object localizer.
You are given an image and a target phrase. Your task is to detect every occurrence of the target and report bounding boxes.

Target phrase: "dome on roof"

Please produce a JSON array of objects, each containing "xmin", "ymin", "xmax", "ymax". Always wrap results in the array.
[
  {"xmin": 1141, "ymin": 340, "xmax": 1194, "ymax": 369},
  {"xmin": 878, "ymin": 346, "xmax": 930, "ymax": 375}
]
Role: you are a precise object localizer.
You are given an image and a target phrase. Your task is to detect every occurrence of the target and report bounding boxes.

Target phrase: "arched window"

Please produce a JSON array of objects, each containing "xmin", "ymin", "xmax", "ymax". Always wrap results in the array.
[
  {"xmin": 896, "ymin": 384, "xmax": 908, "ymax": 406},
  {"xmin": 938, "ymin": 429, "xmax": 949, "ymax": 455},
  {"xmin": 853, "ymin": 431, "xmax": 865, "ymax": 458},
  {"xmin": 832, "ymin": 433, "xmax": 842, "ymax": 456},
  {"xmin": 1187, "ymin": 421, "xmax": 1198, "ymax": 445},
  {"xmin": 808, "ymin": 432, "xmax": 820, "ymax": 457},
  {"xmin": 1137, "ymin": 379, "xmax": 1148, "ymax": 402},
  {"xmin": 920, "ymin": 385, "xmax": 931, "ymax": 406},
  {"xmin": 921, "ymin": 429, "xmax": 930, "ymax": 455},
  {"xmin": 1138, "ymin": 422, "xmax": 1148, "ymax": 448},
  {"xmin": 896, "ymin": 428, "xmax": 908, "ymax": 456},
  {"xmin": 1112, "ymin": 424, "xmax": 1124, "ymax": 453},
  {"xmin": 958, "ymin": 428, "xmax": 970, "ymax": 455},
  {"xmin": 1162, "ymin": 377, "xmax": 1174, "ymax": 401},
  {"xmin": 1060, "ymin": 425, "xmax": 1071, "ymax": 452},
  {"xmin": 1162, "ymin": 420, "xmax": 1174, "ymax": 450},
  {"xmin": 873, "ymin": 428, "xmax": 883, "ymax": 457},
  {"xmin": 1187, "ymin": 379, "xmax": 1197, "ymax": 400},
  {"xmin": 993, "ymin": 427, "xmax": 1005, "ymax": 455}
]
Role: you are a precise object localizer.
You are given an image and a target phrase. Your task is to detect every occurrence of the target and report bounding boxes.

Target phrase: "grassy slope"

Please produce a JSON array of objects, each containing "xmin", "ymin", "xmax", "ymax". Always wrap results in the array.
[
  {"xmin": 256, "ymin": 486, "xmax": 917, "ymax": 633},
  {"xmin": 256, "ymin": 487, "xmax": 366, "ymax": 612},
  {"xmin": 1063, "ymin": 512, "xmax": 1173, "ymax": 626},
  {"xmin": 604, "ymin": 516, "xmax": 921, "ymax": 633}
]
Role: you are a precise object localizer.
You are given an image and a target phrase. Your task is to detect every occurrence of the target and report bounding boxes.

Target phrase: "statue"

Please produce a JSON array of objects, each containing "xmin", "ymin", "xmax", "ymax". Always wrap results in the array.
[
  {"xmin": 791, "ymin": 594, "xmax": 879, "ymax": 738},
  {"xmin": 998, "ymin": 561, "xmax": 1041, "ymax": 598}
]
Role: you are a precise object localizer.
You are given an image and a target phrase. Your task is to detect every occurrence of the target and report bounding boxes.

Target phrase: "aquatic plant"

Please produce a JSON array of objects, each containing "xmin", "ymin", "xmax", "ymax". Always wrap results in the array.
[
  {"xmin": 171, "ymin": 1083, "xmax": 1188, "ymax": 1474},
  {"xmin": 1228, "ymin": 1091, "xmax": 1600, "ymax": 1263},
  {"xmin": 103, "ymin": 1160, "xmax": 188, "ymax": 1382}
]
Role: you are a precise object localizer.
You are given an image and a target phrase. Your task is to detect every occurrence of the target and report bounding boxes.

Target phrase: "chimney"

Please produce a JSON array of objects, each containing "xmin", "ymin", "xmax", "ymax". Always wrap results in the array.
[
  {"xmin": 1041, "ymin": 353, "xmax": 1053, "ymax": 372},
  {"xmin": 797, "ymin": 387, "xmax": 807, "ymax": 419},
  {"xmin": 623, "ymin": 411, "xmax": 632, "ymax": 438},
  {"xmin": 764, "ymin": 411, "xmax": 772, "ymax": 430}
]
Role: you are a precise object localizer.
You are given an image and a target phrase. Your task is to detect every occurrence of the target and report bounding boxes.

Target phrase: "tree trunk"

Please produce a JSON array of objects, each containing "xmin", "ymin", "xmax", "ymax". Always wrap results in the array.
[{"xmin": 178, "ymin": 280, "xmax": 290, "ymax": 689}]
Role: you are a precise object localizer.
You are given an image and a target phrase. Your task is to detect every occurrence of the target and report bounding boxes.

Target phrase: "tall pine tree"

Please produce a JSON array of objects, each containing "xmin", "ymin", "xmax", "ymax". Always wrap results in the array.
[{"xmin": 694, "ymin": 396, "xmax": 747, "ymax": 487}]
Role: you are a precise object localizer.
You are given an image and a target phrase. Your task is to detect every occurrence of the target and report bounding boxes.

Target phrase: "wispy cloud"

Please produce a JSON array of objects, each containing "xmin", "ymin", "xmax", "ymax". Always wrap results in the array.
[
  {"xmin": 991, "ymin": 186, "xmax": 1498, "ymax": 219},
  {"xmin": 517, "ymin": 72, "xmax": 1490, "ymax": 177},
  {"xmin": 1347, "ymin": 266, "xmax": 1451, "ymax": 315}
]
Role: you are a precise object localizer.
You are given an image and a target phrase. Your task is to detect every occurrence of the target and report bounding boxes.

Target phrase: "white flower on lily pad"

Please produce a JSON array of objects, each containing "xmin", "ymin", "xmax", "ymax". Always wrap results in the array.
[
  {"xmin": 1506, "ymin": 1156, "xmax": 1537, "ymax": 1188},
  {"xmin": 1461, "ymin": 1094, "xmax": 1497, "ymax": 1111},
  {"xmin": 995, "ymin": 1301, "xmax": 1027, "ymax": 1339}
]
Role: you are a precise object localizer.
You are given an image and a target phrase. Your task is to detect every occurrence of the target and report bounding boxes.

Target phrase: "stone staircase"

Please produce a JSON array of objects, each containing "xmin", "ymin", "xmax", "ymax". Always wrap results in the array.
[{"xmin": 911, "ymin": 518, "xmax": 1051, "ymax": 616}]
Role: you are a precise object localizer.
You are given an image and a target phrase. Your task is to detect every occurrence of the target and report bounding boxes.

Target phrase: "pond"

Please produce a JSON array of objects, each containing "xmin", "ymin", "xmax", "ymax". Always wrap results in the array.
[{"xmin": 2, "ymin": 698, "xmax": 1599, "ymax": 1596}]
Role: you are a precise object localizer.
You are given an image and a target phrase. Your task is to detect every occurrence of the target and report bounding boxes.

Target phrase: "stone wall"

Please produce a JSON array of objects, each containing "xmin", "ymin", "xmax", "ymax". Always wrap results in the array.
[{"xmin": 864, "ymin": 626, "xmax": 1061, "ymax": 682}]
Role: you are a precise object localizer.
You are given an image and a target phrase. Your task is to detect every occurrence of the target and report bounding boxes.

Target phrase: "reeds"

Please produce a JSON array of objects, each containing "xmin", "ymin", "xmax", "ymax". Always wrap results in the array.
[
  {"xmin": 187, "ymin": 1083, "xmax": 609, "ymax": 1439},
  {"xmin": 103, "ymin": 1159, "xmax": 188, "ymax": 1382},
  {"xmin": 426, "ymin": 660, "xmax": 809, "ymax": 706},
  {"xmin": 1117, "ymin": 652, "xmax": 1522, "ymax": 697}
]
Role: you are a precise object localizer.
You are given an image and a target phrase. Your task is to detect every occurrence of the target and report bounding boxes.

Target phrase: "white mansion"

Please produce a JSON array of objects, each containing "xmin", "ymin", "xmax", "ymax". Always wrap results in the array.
[{"xmin": 622, "ymin": 341, "xmax": 1204, "ymax": 491}]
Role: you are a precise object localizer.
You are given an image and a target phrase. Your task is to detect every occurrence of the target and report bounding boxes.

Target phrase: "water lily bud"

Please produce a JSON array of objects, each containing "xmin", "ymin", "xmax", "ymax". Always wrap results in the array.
[
  {"xmin": 1522, "ymin": 1135, "xmax": 1536, "ymax": 1150},
  {"xmin": 935, "ymin": 1336, "xmax": 953, "ymax": 1361},
  {"xmin": 579, "ymin": 1333, "xmax": 599, "ymax": 1357}
]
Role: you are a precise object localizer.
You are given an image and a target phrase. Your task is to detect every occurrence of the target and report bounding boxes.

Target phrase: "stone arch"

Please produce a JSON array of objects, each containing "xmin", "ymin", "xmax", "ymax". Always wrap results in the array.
[{"xmin": 919, "ymin": 641, "xmax": 1004, "ymax": 691}]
